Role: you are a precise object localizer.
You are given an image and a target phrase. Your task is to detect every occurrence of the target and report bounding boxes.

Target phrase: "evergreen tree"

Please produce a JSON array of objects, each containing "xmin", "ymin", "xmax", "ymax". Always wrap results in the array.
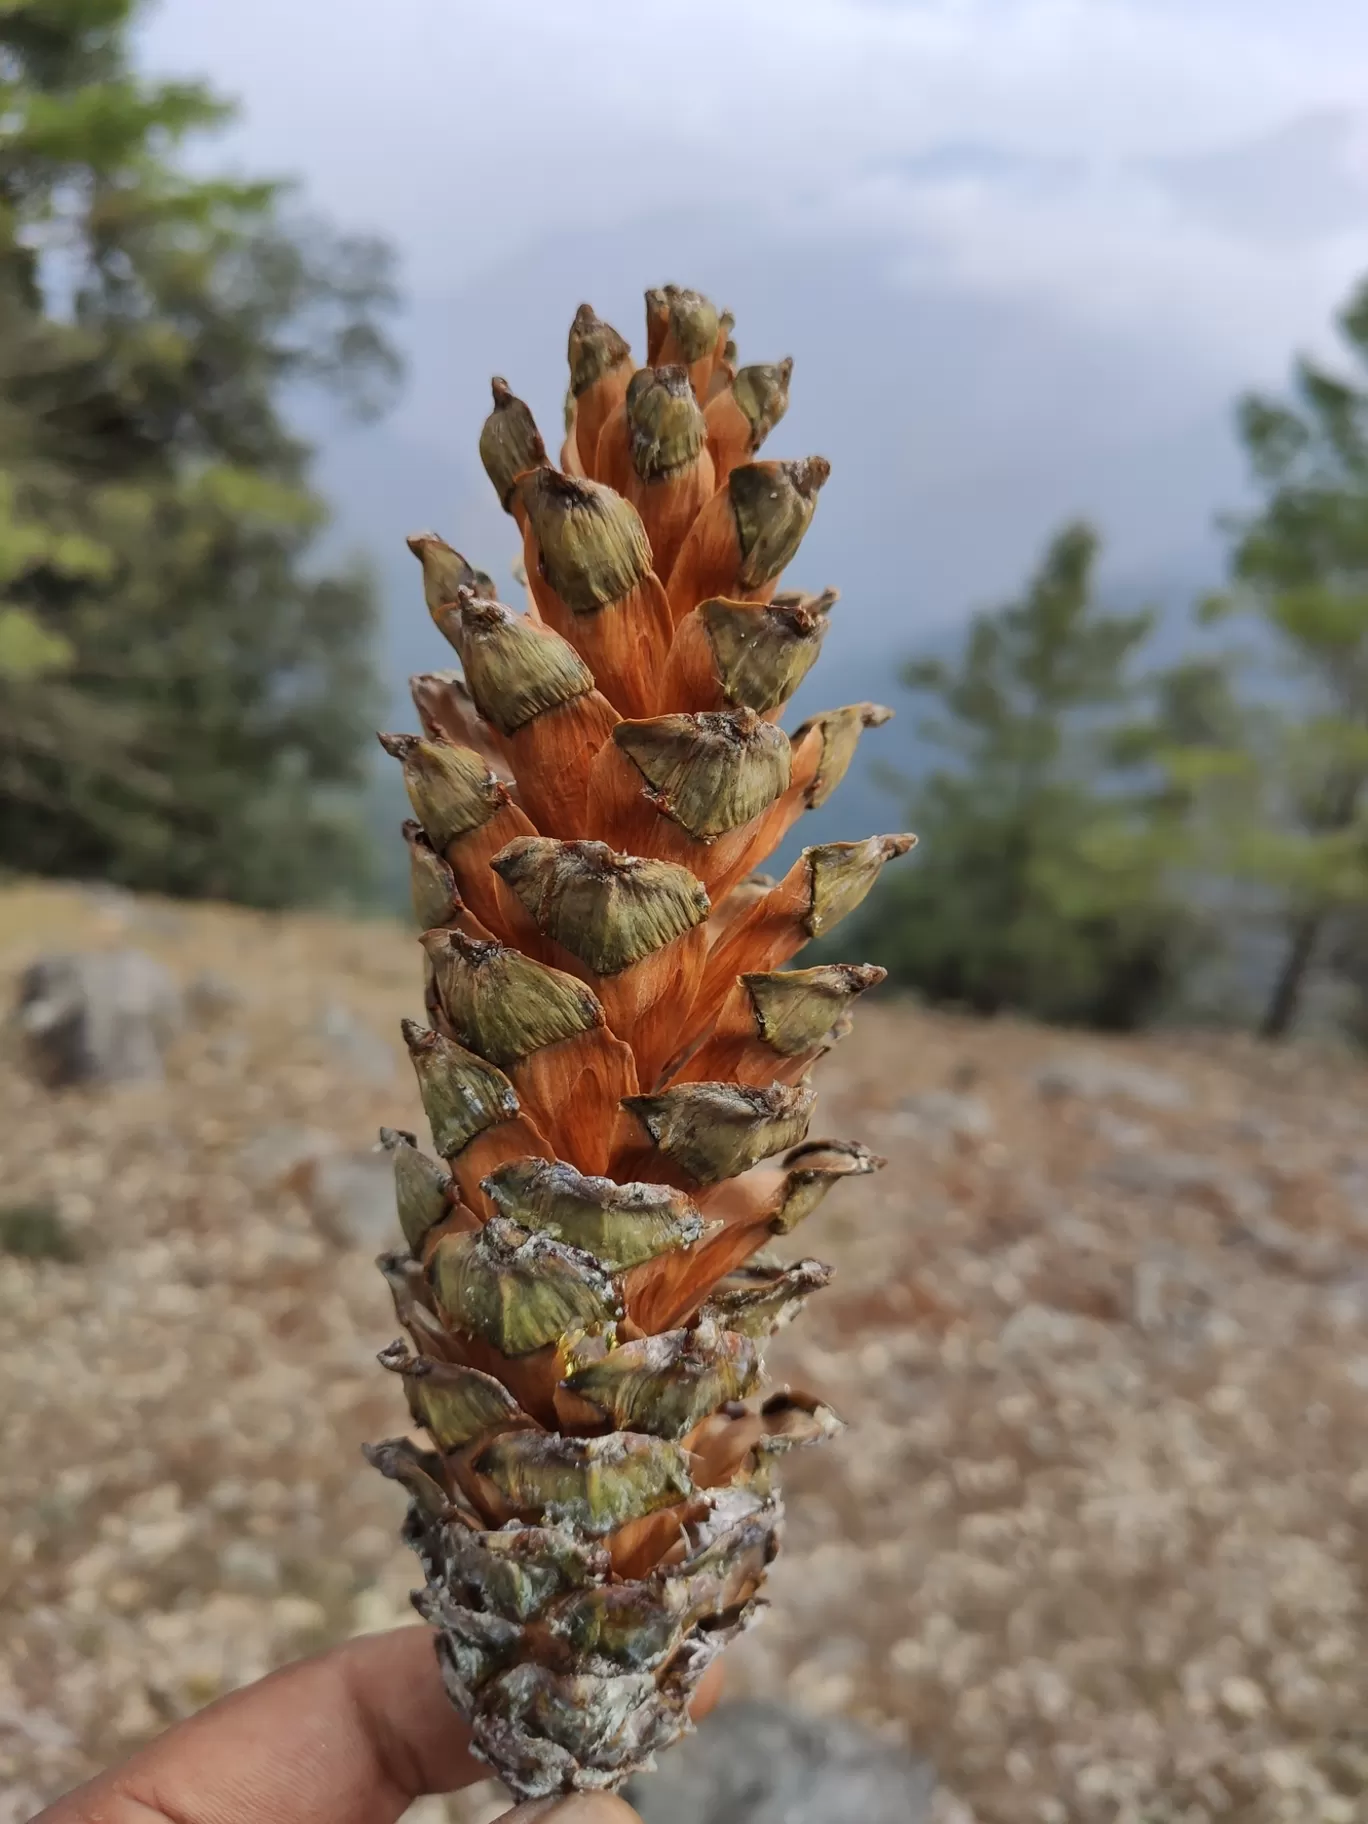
[
  {"xmin": 1204, "ymin": 280, "xmax": 1368, "ymax": 1037},
  {"xmin": 0, "ymin": 0, "xmax": 400, "ymax": 904},
  {"xmin": 852, "ymin": 522, "xmax": 1198, "ymax": 1028}
]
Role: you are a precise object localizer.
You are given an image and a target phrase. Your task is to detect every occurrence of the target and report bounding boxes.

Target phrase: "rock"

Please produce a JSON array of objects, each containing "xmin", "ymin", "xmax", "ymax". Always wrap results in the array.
[
  {"xmin": 888, "ymin": 1091, "xmax": 993, "ymax": 1144},
  {"xmin": 302, "ymin": 1149, "xmax": 397, "ymax": 1252},
  {"xmin": 237, "ymin": 1126, "xmax": 336, "ymax": 1191},
  {"xmin": 73, "ymin": 882, "xmax": 138, "ymax": 927},
  {"xmin": 997, "ymin": 1303, "xmax": 1115, "ymax": 1358},
  {"xmin": 186, "ymin": 970, "xmax": 242, "ymax": 1020},
  {"xmin": 1103, "ymin": 1153, "xmax": 1343, "ymax": 1278},
  {"xmin": 75, "ymin": 883, "xmax": 184, "ymax": 936},
  {"xmin": 1089, "ymin": 1108, "xmax": 1157, "ymax": 1152},
  {"xmin": 315, "ymin": 1001, "xmax": 397, "ymax": 1085},
  {"xmin": 1100, "ymin": 1150, "xmax": 1270, "ymax": 1221},
  {"xmin": 11, "ymin": 950, "xmax": 183, "ymax": 1088},
  {"xmin": 625, "ymin": 1699, "xmax": 936, "ymax": 1824},
  {"xmin": 1035, "ymin": 1052, "xmax": 1187, "ymax": 1111},
  {"xmin": 235, "ymin": 1126, "xmax": 397, "ymax": 1251},
  {"xmin": 1131, "ymin": 1247, "xmax": 1219, "ymax": 1337},
  {"xmin": 216, "ymin": 1540, "xmax": 281, "ymax": 1596}
]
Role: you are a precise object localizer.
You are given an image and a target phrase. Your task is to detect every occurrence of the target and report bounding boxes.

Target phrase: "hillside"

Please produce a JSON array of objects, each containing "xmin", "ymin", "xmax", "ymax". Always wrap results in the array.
[{"xmin": 3, "ymin": 882, "xmax": 1368, "ymax": 1824}]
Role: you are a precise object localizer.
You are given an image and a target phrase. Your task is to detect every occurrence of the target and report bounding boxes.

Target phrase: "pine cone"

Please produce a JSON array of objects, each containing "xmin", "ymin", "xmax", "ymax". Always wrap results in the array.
[{"xmin": 369, "ymin": 286, "xmax": 914, "ymax": 1800}]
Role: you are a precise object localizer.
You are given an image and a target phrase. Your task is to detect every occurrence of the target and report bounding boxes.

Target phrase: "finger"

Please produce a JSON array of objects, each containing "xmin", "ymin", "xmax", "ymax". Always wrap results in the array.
[
  {"xmin": 39, "ymin": 1626, "xmax": 726, "ymax": 1824},
  {"xmin": 38, "ymin": 1626, "xmax": 484, "ymax": 1824},
  {"xmin": 689, "ymin": 1653, "xmax": 726, "ymax": 1724},
  {"xmin": 497, "ymin": 1799, "xmax": 642, "ymax": 1823}
]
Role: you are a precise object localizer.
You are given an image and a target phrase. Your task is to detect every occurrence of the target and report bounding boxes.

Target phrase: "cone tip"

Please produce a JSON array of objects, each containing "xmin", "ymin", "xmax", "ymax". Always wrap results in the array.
[
  {"xmin": 791, "ymin": 455, "xmax": 831, "ymax": 497},
  {"xmin": 400, "ymin": 1017, "xmax": 433, "ymax": 1051}
]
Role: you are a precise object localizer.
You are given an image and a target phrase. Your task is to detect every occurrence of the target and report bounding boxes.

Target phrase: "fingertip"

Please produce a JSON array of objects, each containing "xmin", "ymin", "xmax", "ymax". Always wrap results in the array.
[
  {"xmin": 689, "ymin": 1654, "xmax": 726, "ymax": 1723},
  {"xmin": 497, "ymin": 1796, "xmax": 642, "ymax": 1823}
]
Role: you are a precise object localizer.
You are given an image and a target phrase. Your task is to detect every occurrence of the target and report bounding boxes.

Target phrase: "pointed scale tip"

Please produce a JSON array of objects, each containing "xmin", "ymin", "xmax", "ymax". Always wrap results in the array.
[
  {"xmin": 479, "ymin": 381, "xmax": 548, "ymax": 511},
  {"xmin": 800, "ymin": 834, "xmax": 918, "ymax": 941},
  {"xmin": 406, "ymin": 533, "xmax": 495, "ymax": 613},
  {"xmin": 400, "ymin": 1015, "xmax": 432, "ymax": 1053},
  {"xmin": 568, "ymin": 305, "xmax": 632, "ymax": 396},
  {"xmin": 491, "ymin": 836, "xmax": 710, "ymax": 977},
  {"xmin": 424, "ymin": 927, "xmax": 605, "ymax": 1069},
  {"xmin": 725, "ymin": 459, "xmax": 830, "ymax": 591},
  {"xmin": 518, "ymin": 467, "xmax": 652, "ymax": 613},
  {"xmin": 626, "ymin": 364, "xmax": 706, "ymax": 480},
  {"xmin": 381, "ymin": 733, "xmax": 503, "ymax": 849},
  {"xmin": 729, "ymin": 361, "xmax": 794, "ymax": 447},
  {"xmin": 657, "ymin": 285, "xmax": 721, "ymax": 364},
  {"xmin": 612, "ymin": 710, "xmax": 791, "ymax": 841},
  {"xmin": 439, "ymin": 586, "xmax": 595, "ymax": 735},
  {"xmin": 791, "ymin": 455, "xmax": 831, "ymax": 499},
  {"xmin": 794, "ymin": 702, "xmax": 897, "ymax": 808}
]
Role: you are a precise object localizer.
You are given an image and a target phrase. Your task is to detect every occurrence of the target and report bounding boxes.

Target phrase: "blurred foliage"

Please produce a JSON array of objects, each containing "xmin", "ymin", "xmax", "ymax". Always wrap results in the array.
[
  {"xmin": 0, "ymin": 1200, "xmax": 80, "ymax": 1262},
  {"xmin": 850, "ymin": 523, "xmax": 1205, "ymax": 1029},
  {"xmin": 854, "ymin": 275, "xmax": 1368, "ymax": 1041},
  {"xmin": 1175, "ymin": 279, "xmax": 1368, "ymax": 1037},
  {"xmin": 0, "ymin": 0, "xmax": 400, "ymax": 905}
]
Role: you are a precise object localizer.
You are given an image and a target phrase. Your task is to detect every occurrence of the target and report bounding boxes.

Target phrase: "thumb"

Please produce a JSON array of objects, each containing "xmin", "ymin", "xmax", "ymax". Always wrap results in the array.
[{"xmin": 497, "ymin": 1795, "xmax": 641, "ymax": 1823}]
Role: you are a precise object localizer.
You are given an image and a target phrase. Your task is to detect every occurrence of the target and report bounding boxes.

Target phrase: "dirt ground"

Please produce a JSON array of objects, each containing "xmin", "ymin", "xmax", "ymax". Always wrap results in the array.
[{"xmin": 3, "ymin": 879, "xmax": 1367, "ymax": 1824}]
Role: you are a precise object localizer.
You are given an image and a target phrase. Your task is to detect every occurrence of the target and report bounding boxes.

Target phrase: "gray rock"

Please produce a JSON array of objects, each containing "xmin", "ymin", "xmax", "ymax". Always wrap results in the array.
[
  {"xmin": 315, "ymin": 1001, "xmax": 397, "ymax": 1085},
  {"xmin": 1103, "ymin": 1152, "xmax": 1344, "ymax": 1278},
  {"xmin": 888, "ymin": 1091, "xmax": 993, "ymax": 1143},
  {"xmin": 1100, "ymin": 1149, "xmax": 1270, "ymax": 1221},
  {"xmin": 235, "ymin": 1126, "xmax": 396, "ymax": 1251},
  {"xmin": 186, "ymin": 970, "xmax": 243, "ymax": 1020},
  {"xmin": 1089, "ymin": 1107, "xmax": 1157, "ymax": 1152},
  {"xmin": 997, "ymin": 1302, "xmax": 1115, "ymax": 1358},
  {"xmin": 11, "ymin": 950, "xmax": 183, "ymax": 1088},
  {"xmin": 303, "ymin": 1149, "xmax": 397, "ymax": 1251},
  {"xmin": 75, "ymin": 882, "xmax": 184, "ymax": 936},
  {"xmin": 217, "ymin": 1539, "xmax": 282, "ymax": 1595},
  {"xmin": 1131, "ymin": 1247, "xmax": 1219, "ymax": 1337},
  {"xmin": 624, "ymin": 1699, "xmax": 936, "ymax": 1824},
  {"xmin": 237, "ymin": 1125, "xmax": 336, "ymax": 1190},
  {"xmin": 1035, "ymin": 1052, "xmax": 1187, "ymax": 1111}
]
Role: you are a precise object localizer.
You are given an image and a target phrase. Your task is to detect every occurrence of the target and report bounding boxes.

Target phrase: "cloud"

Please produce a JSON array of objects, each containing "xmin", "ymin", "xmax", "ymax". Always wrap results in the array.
[
  {"xmin": 137, "ymin": 0, "xmax": 1368, "ymax": 375},
  {"xmin": 807, "ymin": 114, "xmax": 1368, "ymax": 379}
]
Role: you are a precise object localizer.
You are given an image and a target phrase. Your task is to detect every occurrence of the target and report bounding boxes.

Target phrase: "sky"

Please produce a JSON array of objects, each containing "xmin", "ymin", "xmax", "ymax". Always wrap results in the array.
[
  {"xmin": 135, "ymin": 0, "xmax": 1368, "ymax": 829},
  {"xmin": 137, "ymin": 0, "xmax": 1368, "ymax": 376}
]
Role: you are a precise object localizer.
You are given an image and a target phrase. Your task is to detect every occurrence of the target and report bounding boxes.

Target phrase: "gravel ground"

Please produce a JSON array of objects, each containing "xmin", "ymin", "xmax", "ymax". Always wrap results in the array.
[{"xmin": 3, "ymin": 880, "xmax": 1368, "ymax": 1824}]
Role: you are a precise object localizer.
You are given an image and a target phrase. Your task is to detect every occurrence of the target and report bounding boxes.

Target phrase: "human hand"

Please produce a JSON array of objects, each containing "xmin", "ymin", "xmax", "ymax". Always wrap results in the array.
[{"xmin": 36, "ymin": 1624, "xmax": 723, "ymax": 1824}]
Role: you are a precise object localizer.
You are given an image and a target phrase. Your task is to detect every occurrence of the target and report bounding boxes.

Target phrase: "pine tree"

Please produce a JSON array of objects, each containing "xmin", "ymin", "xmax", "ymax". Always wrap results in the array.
[
  {"xmin": 0, "ymin": 0, "xmax": 399, "ymax": 904},
  {"xmin": 852, "ymin": 522, "xmax": 1195, "ymax": 1028},
  {"xmin": 1206, "ymin": 278, "xmax": 1368, "ymax": 1037}
]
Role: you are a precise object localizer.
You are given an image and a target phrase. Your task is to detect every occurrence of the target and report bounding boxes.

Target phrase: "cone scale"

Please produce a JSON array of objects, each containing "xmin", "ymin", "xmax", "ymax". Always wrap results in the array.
[{"xmin": 371, "ymin": 288, "xmax": 913, "ymax": 1800}]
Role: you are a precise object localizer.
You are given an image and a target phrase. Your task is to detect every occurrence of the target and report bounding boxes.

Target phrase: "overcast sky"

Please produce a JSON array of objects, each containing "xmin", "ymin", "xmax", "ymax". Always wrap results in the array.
[
  {"xmin": 134, "ymin": 0, "xmax": 1368, "ymax": 769},
  {"xmin": 138, "ymin": 0, "xmax": 1368, "ymax": 380}
]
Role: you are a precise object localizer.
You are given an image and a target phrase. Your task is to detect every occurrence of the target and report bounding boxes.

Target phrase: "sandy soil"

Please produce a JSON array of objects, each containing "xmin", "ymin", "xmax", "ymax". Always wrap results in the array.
[{"xmin": 3, "ymin": 879, "xmax": 1367, "ymax": 1824}]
